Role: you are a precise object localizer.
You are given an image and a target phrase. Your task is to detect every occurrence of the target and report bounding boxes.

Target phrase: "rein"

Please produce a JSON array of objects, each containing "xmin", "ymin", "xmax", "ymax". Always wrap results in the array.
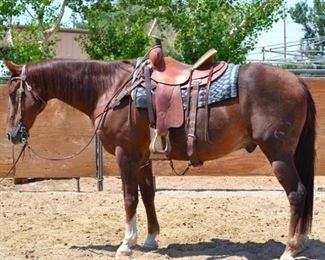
[
  {"xmin": 3, "ymin": 58, "xmax": 190, "ymax": 182},
  {"xmin": 26, "ymin": 114, "xmax": 104, "ymax": 161},
  {"xmin": 0, "ymin": 142, "xmax": 28, "ymax": 184},
  {"xmin": 1, "ymin": 72, "xmax": 109, "ymax": 183},
  {"xmin": 7, "ymin": 63, "xmax": 135, "ymax": 163}
]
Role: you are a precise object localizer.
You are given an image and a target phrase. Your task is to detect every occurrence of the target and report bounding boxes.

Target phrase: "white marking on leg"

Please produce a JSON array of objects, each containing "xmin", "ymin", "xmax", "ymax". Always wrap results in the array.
[
  {"xmin": 280, "ymin": 252, "xmax": 295, "ymax": 260},
  {"xmin": 117, "ymin": 215, "xmax": 137, "ymax": 256},
  {"xmin": 143, "ymin": 232, "xmax": 158, "ymax": 249}
]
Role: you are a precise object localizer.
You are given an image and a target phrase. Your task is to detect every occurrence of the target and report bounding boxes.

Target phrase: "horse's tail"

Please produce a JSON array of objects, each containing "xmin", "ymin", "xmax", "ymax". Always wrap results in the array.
[{"xmin": 294, "ymin": 79, "xmax": 316, "ymax": 234}]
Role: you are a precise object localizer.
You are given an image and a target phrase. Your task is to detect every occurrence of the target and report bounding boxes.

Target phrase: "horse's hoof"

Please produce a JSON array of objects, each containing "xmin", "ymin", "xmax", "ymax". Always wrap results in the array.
[
  {"xmin": 116, "ymin": 243, "xmax": 133, "ymax": 258},
  {"xmin": 143, "ymin": 233, "xmax": 158, "ymax": 250},
  {"xmin": 143, "ymin": 240, "xmax": 158, "ymax": 250},
  {"xmin": 280, "ymin": 254, "xmax": 295, "ymax": 260},
  {"xmin": 281, "ymin": 236, "xmax": 307, "ymax": 260},
  {"xmin": 280, "ymin": 247, "xmax": 303, "ymax": 260}
]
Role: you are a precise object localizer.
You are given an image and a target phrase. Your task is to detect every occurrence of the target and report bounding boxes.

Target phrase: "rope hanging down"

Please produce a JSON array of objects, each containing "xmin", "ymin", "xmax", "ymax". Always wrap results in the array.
[{"xmin": 0, "ymin": 142, "xmax": 28, "ymax": 183}]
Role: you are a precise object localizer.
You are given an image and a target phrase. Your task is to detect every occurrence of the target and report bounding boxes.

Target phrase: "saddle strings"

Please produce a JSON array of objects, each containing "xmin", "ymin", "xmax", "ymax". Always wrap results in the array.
[{"xmin": 204, "ymin": 66, "xmax": 214, "ymax": 143}]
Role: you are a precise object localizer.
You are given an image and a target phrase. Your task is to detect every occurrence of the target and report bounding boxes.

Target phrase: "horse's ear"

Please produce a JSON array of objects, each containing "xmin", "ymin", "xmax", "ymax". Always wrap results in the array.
[{"xmin": 3, "ymin": 60, "xmax": 22, "ymax": 75}]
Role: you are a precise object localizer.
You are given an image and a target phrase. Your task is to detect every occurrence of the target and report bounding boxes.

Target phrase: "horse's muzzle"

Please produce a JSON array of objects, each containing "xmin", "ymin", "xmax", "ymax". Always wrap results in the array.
[{"xmin": 7, "ymin": 123, "xmax": 29, "ymax": 144}]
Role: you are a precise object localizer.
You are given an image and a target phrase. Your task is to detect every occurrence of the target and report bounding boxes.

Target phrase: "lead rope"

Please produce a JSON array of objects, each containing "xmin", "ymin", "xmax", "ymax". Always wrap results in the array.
[
  {"xmin": 0, "ymin": 142, "xmax": 28, "ymax": 184},
  {"xmin": 0, "ymin": 114, "xmax": 103, "ymax": 184},
  {"xmin": 25, "ymin": 62, "xmax": 139, "ymax": 161},
  {"xmin": 26, "ymin": 97, "xmax": 109, "ymax": 161},
  {"xmin": 0, "ymin": 71, "xmax": 131, "ymax": 183}
]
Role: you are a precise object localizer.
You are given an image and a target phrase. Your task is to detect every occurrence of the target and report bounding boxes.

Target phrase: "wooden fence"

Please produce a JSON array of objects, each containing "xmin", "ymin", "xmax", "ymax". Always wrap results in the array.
[{"xmin": 1, "ymin": 77, "xmax": 324, "ymax": 178}]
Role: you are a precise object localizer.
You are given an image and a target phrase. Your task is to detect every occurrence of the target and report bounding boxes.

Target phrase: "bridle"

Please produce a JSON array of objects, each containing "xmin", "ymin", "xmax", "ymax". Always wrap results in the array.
[{"xmin": 9, "ymin": 65, "xmax": 47, "ymax": 143}]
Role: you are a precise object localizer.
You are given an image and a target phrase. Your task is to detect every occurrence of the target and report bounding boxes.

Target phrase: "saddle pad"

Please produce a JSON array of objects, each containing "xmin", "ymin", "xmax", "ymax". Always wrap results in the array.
[{"xmin": 132, "ymin": 63, "xmax": 240, "ymax": 109}]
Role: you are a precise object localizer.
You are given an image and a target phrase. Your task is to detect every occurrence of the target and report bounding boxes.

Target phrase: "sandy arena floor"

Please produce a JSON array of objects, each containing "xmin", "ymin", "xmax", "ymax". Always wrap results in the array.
[{"xmin": 0, "ymin": 176, "xmax": 324, "ymax": 260}]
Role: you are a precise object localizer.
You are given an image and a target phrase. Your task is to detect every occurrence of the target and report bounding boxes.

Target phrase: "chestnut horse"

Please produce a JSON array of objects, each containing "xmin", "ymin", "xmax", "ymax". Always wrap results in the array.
[{"xmin": 4, "ymin": 59, "xmax": 315, "ymax": 260}]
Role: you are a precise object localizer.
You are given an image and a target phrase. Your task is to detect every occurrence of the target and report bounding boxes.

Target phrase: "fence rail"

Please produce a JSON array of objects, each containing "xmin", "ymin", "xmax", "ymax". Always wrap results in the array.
[
  {"xmin": 1, "ymin": 77, "xmax": 325, "ymax": 184},
  {"xmin": 289, "ymin": 69, "xmax": 325, "ymax": 75}
]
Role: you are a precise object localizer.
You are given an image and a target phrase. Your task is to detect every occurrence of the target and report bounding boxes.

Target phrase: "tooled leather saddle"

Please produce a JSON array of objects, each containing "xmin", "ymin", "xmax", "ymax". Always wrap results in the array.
[{"xmin": 132, "ymin": 38, "xmax": 228, "ymax": 166}]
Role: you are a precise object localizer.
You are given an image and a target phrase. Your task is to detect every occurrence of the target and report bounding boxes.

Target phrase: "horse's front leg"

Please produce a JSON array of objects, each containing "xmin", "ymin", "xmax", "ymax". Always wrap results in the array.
[
  {"xmin": 138, "ymin": 161, "xmax": 160, "ymax": 249},
  {"xmin": 115, "ymin": 146, "xmax": 141, "ymax": 256}
]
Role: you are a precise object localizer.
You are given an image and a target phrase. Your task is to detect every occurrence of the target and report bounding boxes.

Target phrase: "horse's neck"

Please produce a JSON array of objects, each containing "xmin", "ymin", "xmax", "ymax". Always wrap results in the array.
[
  {"xmin": 37, "ymin": 62, "xmax": 130, "ymax": 117},
  {"xmin": 45, "ymin": 74, "xmax": 99, "ymax": 116}
]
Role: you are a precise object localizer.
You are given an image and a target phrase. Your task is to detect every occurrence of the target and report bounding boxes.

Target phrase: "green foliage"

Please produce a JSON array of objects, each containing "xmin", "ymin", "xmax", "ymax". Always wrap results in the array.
[
  {"xmin": 289, "ymin": 0, "xmax": 325, "ymax": 55},
  {"xmin": 69, "ymin": 1, "xmax": 150, "ymax": 60},
  {"xmin": 0, "ymin": 1, "xmax": 23, "ymax": 24},
  {"xmin": 0, "ymin": 0, "xmax": 285, "ymax": 64},
  {"xmin": 0, "ymin": 0, "xmax": 61, "ymax": 63},
  {"xmin": 289, "ymin": 0, "xmax": 325, "ymax": 39},
  {"xmin": 73, "ymin": 0, "xmax": 284, "ymax": 63},
  {"xmin": 0, "ymin": 27, "xmax": 56, "ymax": 64},
  {"xmin": 169, "ymin": 0, "xmax": 284, "ymax": 63}
]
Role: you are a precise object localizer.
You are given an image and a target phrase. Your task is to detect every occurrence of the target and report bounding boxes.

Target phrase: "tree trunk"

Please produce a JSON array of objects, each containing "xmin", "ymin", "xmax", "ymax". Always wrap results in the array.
[{"xmin": 4, "ymin": 16, "xmax": 14, "ymax": 47}]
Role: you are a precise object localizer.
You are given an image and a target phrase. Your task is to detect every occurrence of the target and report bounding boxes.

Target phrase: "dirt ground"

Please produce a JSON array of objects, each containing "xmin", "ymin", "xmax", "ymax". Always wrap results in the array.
[{"xmin": 0, "ymin": 176, "xmax": 324, "ymax": 260}]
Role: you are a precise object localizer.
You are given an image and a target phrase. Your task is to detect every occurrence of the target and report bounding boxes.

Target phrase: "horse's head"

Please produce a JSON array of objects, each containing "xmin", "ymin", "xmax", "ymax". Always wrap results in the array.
[{"xmin": 4, "ymin": 61, "xmax": 46, "ymax": 144}]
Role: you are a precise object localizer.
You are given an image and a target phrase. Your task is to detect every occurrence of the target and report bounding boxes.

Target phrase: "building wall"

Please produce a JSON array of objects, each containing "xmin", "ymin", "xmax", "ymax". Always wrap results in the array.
[
  {"xmin": 0, "ymin": 28, "xmax": 89, "ymax": 78},
  {"xmin": 54, "ymin": 28, "xmax": 89, "ymax": 59}
]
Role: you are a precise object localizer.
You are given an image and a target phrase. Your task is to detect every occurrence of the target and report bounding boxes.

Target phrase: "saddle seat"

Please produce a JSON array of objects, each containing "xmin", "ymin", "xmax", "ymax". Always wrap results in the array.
[{"xmin": 150, "ymin": 49, "xmax": 223, "ymax": 86}]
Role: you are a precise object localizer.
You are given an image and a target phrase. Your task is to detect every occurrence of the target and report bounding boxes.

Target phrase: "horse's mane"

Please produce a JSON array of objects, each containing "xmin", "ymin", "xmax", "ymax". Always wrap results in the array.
[{"xmin": 25, "ymin": 59, "xmax": 136, "ymax": 113}]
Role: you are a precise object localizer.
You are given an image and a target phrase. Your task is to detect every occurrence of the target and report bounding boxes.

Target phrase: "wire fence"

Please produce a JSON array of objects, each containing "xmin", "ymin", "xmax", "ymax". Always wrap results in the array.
[{"xmin": 248, "ymin": 36, "xmax": 325, "ymax": 70}]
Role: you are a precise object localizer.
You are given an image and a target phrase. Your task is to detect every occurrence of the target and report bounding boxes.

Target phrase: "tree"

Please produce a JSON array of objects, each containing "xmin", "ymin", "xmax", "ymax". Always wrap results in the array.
[
  {"xmin": 168, "ymin": 0, "xmax": 284, "ymax": 63},
  {"xmin": 69, "ymin": 1, "xmax": 150, "ymax": 60},
  {"xmin": 289, "ymin": 0, "xmax": 325, "ymax": 57},
  {"xmin": 0, "ymin": 0, "xmax": 67, "ymax": 63},
  {"xmin": 72, "ymin": 0, "xmax": 284, "ymax": 63}
]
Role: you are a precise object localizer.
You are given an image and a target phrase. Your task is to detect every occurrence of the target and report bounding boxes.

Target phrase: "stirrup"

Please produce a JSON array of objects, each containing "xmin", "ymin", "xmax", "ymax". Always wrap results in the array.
[{"xmin": 149, "ymin": 128, "xmax": 171, "ymax": 155}]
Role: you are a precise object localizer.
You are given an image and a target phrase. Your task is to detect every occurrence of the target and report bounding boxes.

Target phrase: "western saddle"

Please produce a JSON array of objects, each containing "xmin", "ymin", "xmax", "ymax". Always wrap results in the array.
[{"xmin": 132, "ymin": 38, "xmax": 228, "ymax": 166}]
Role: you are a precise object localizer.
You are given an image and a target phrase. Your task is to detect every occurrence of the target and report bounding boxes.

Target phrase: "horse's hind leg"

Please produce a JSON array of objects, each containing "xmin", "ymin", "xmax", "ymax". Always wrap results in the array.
[
  {"xmin": 115, "ymin": 147, "xmax": 140, "ymax": 256},
  {"xmin": 272, "ymin": 158, "xmax": 307, "ymax": 259},
  {"xmin": 261, "ymin": 148, "xmax": 308, "ymax": 260},
  {"xmin": 138, "ymin": 161, "xmax": 160, "ymax": 249}
]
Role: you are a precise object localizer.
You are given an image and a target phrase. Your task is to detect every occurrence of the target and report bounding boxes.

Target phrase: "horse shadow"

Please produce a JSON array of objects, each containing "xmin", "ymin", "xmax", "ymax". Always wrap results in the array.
[
  {"xmin": 70, "ymin": 244, "xmax": 119, "ymax": 257},
  {"xmin": 70, "ymin": 238, "xmax": 325, "ymax": 259}
]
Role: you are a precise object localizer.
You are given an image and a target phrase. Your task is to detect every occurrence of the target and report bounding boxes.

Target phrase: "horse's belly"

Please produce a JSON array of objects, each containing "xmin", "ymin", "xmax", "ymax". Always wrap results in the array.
[{"xmin": 168, "ymin": 104, "xmax": 250, "ymax": 161}]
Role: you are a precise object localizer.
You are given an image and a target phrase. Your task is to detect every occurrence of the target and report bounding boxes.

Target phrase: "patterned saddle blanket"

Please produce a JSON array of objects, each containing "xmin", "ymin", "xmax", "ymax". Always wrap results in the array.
[{"xmin": 132, "ymin": 63, "xmax": 240, "ymax": 109}]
